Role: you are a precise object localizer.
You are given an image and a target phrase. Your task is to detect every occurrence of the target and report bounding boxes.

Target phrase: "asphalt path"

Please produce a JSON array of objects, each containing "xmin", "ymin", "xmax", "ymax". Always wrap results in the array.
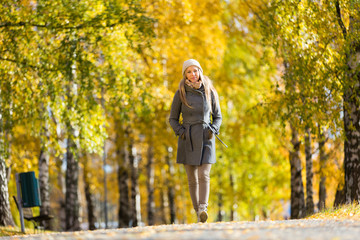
[{"xmin": 3, "ymin": 219, "xmax": 360, "ymax": 240}]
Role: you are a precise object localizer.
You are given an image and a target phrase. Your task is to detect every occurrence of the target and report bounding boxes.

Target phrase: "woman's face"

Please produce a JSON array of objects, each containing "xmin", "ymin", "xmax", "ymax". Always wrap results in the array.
[{"xmin": 185, "ymin": 66, "xmax": 200, "ymax": 82}]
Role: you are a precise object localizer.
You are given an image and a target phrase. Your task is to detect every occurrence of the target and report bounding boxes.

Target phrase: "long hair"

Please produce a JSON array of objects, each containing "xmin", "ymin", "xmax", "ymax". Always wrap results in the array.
[{"xmin": 179, "ymin": 70, "xmax": 219, "ymax": 112}]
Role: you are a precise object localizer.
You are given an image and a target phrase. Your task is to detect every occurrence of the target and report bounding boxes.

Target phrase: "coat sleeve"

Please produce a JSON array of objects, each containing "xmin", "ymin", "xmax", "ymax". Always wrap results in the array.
[
  {"xmin": 211, "ymin": 91, "xmax": 222, "ymax": 134},
  {"xmin": 169, "ymin": 90, "xmax": 186, "ymax": 136}
]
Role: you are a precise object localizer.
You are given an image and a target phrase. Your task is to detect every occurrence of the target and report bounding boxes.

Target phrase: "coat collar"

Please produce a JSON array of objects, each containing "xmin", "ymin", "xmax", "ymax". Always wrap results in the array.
[{"xmin": 185, "ymin": 84, "xmax": 204, "ymax": 94}]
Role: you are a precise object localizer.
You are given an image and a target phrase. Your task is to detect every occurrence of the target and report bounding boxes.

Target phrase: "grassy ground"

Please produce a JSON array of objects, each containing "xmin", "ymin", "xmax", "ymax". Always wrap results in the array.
[
  {"xmin": 0, "ymin": 226, "xmax": 27, "ymax": 237},
  {"xmin": 307, "ymin": 203, "xmax": 360, "ymax": 220},
  {"xmin": 2, "ymin": 204, "xmax": 360, "ymax": 237},
  {"xmin": 0, "ymin": 226, "xmax": 47, "ymax": 237}
]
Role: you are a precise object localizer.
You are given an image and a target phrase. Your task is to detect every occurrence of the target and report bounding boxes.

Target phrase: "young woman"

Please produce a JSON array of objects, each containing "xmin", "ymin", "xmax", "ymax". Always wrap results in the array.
[{"xmin": 169, "ymin": 59, "xmax": 222, "ymax": 223}]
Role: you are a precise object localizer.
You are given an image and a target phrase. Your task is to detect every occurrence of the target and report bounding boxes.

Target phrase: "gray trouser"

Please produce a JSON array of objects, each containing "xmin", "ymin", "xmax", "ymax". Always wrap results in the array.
[{"xmin": 184, "ymin": 164, "xmax": 212, "ymax": 212}]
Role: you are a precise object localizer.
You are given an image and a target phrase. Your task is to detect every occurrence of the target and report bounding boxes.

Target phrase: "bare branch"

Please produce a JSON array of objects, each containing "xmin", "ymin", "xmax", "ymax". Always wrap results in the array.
[
  {"xmin": 0, "ymin": 56, "xmax": 60, "ymax": 72},
  {"xmin": 335, "ymin": 0, "xmax": 347, "ymax": 40},
  {"xmin": 0, "ymin": 21, "xmax": 117, "ymax": 30},
  {"xmin": 243, "ymin": 0, "xmax": 268, "ymax": 27}
]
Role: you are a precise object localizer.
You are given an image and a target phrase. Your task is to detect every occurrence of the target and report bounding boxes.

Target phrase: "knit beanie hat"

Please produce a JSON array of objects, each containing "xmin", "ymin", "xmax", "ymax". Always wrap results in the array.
[{"xmin": 182, "ymin": 59, "xmax": 203, "ymax": 76}]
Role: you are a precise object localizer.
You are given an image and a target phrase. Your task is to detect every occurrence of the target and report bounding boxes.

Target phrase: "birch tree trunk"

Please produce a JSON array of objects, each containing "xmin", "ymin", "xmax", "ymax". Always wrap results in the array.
[
  {"xmin": 39, "ymin": 148, "xmax": 51, "ymax": 229},
  {"xmin": 217, "ymin": 192, "xmax": 224, "ymax": 222},
  {"xmin": 0, "ymin": 106, "xmax": 14, "ymax": 226},
  {"xmin": 64, "ymin": 37, "xmax": 80, "ymax": 231},
  {"xmin": 129, "ymin": 138, "xmax": 140, "ymax": 227},
  {"xmin": 335, "ymin": 0, "xmax": 360, "ymax": 204},
  {"xmin": 342, "ymin": 13, "xmax": 360, "ymax": 202},
  {"xmin": 146, "ymin": 141, "xmax": 155, "ymax": 226},
  {"xmin": 117, "ymin": 130, "xmax": 131, "ymax": 228},
  {"xmin": 343, "ymin": 81, "xmax": 360, "ymax": 203},
  {"xmin": 165, "ymin": 147, "xmax": 176, "ymax": 224},
  {"xmin": 83, "ymin": 155, "xmax": 96, "ymax": 230},
  {"xmin": 305, "ymin": 128, "xmax": 314, "ymax": 215},
  {"xmin": 290, "ymin": 123, "xmax": 305, "ymax": 219},
  {"xmin": 117, "ymin": 163, "xmax": 131, "ymax": 227},
  {"xmin": 0, "ymin": 158, "xmax": 14, "ymax": 226},
  {"xmin": 159, "ymin": 182, "xmax": 167, "ymax": 224},
  {"xmin": 334, "ymin": 185, "xmax": 346, "ymax": 207},
  {"xmin": 230, "ymin": 173, "xmax": 235, "ymax": 221},
  {"xmin": 55, "ymin": 155, "xmax": 66, "ymax": 230},
  {"xmin": 65, "ymin": 136, "xmax": 80, "ymax": 231},
  {"xmin": 318, "ymin": 128, "xmax": 326, "ymax": 211},
  {"xmin": 38, "ymin": 103, "xmax": 52, "ymax": 229}
]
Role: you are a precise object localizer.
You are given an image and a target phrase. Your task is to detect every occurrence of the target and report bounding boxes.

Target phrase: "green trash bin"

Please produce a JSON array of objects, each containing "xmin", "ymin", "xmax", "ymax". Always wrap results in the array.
[{"xmin": 19, "ymin": 171, "xmax": 41, "ymax": 207}]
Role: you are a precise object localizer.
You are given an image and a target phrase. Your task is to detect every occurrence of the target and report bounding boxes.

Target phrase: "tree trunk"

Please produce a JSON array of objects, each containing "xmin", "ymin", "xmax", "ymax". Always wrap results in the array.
[
  {"xmin": 65, "ymin": 137, "xmax": 80, "ymax": 231},
  {"xmin": 146, "ymin": 141, "xmax": 155, "ymax": 226},
  {"xmin": 165, "ymin": 147, "xmax": 176, "ymax": 224},
  {"xmin": 305, "ymin": 127, "xmax": 314, "ymax": 215},
  {"xmin": 38, "ymin": 148, "xmax": 52, "ymax": 229},
  {"xmin": 343, "ymin": 85, "xmax": 360, "ymax": 203},
  {"xmin": 6, "ymin": 164, "xmax": 11, "ymax": 183},
  {"xmin": 217, "ymin": 192, "xmax": 224, "ymax": 222},
  {"xmin": 230, "ymin": 173, "xmax": 235, "ymax": 221},
  {"xmin": 55, "ymin": 155, "xmax": 66, "ymax": 230},
  {"xmin": 118, "ymin": 166, "xmax": 131, "ymax": 227},
  {"xmin": 83, "ymin": 155, "xmax": 96, "ymax": 230},
  {"xmin": 117, "ymin": 133, "xmax": 131, "ymax": 228},
  {"xmin": 334, "ymin": 183, "xmax": 346, "ymax": 207},
  {"xmin": 290, "ymin": 123, "xmax": 305, "ymax": 219},
  {"xmin": 343, "ymin": 68, "xmax": 360, "ymax": 203},
  {"xmin": 0, "ymin": 158, "xmax": 15, "ymax": 226},
  {"xmin": 159, "ymin": 183, "xmax": 167, "ymax": 224},
  {"xmin": 0, "ymin": 113, "xmax": 14, "ymax": 226},
  {"xmin": 38, "ymin": 106, "xmax": 53, "ymax": 230},
  {"xmin": 318, "ymin": 128, "xmax": 326, "ymax": 211},
  {"xmin": 129, "ymin": 139, "xmax": 140, "ymax": 227},
  {"xmin": 336, "ymin": 1, "xmax": 360, "ymax": 204}
]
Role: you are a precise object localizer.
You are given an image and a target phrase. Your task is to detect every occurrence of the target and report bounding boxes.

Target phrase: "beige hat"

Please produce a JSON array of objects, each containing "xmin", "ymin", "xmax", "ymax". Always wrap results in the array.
[{"xmin": 182, "ymin": 59, "xmax": 203, "ymax": 76}]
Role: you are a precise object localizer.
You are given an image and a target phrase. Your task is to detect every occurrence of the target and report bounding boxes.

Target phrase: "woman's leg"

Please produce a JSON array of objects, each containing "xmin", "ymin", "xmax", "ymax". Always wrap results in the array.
[
  {"xmin": 198, "ymin": 164, "xmax": 211, "ymax": 207},
  {"xmin": 198, "ymin": 164, "xmax": 211, "ymax": 222},
  {"xmin": 184, "ymin": 164, "xmax": 199, "ymax": 212}
]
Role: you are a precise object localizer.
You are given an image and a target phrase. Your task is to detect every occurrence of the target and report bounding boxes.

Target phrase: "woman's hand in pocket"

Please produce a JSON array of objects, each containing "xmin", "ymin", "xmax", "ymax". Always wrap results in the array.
[
  {"xmin": 181, "ymin": 132, "xmax": 186, "ymax": 140},
  {"xmin": 208, "ymin": 129, "xmax": 213, "ymax": 139}
]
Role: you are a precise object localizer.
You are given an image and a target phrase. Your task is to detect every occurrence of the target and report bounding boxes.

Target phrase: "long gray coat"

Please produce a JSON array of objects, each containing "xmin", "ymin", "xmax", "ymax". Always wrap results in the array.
[{"xmin": 169, "ymin": 84, "xmax": 222, "ymax": 165}]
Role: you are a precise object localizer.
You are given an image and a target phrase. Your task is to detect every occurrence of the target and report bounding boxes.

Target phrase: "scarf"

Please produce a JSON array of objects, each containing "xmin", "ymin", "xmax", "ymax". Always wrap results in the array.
[{"xmin": 185, "ymin": 79, "xmax": 202, "ymax": 89}]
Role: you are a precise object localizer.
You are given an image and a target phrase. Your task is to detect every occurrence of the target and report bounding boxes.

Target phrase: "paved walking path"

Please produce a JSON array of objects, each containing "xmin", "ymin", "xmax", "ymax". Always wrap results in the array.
[{"xmin": 3, "ymin": 219, "xmax": 360, "ymax": 240}]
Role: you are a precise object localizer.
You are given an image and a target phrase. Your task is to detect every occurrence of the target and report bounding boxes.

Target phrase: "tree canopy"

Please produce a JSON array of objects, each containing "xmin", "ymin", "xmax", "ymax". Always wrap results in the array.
[{"xmin": 1, "ymin": 0, "xmax": 357, "ymax": 229}]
